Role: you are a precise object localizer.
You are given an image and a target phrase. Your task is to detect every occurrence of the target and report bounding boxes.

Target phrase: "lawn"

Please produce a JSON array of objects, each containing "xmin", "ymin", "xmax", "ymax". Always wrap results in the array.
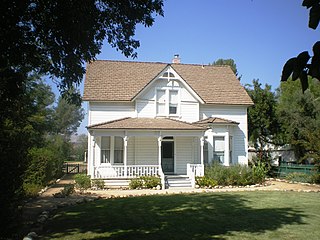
[{"xmin": 41, "ymin": 191, "xmax": 320, "ymax": 240}]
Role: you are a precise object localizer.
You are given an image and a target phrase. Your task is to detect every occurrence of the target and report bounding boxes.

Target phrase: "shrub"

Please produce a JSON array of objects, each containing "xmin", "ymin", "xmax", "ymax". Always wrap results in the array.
[
  {"xmin": 129, "ymin": 176, "xmax": 161, "ymax": 189},
  {"xmin": 23, "ymin": 183, "xmax": 42, "ymax": 198},
  {"xmin": 129, "ymin": 178, "xmax": 144, "ymax": 189},
  {"xmin": 24, "ymin": 147, "xmax": 58, "ymax": 187},
  {"xmin": 310, "ymin": 173, "xmax": 320, "ymax": 184},
  {"xmin": 251, "ymin": 161, "xmax": 268, "ymax": 184},
  {"xmin": 196, "ymin": 176, "xmax": 217, "ymax": 188},
  {"xmin": 286, "ymin": 172, "xmax": 312, "ymax": 183},
  {"xmin": 202, "ymin": 162, "xmax": 265, "ymax": 187},
  {"xmin": 74, "ymin": 174, "xmax": 91, "ymax": 190},
  {"xmin": 92, "ymin": 179, "xmax": 105, "ymax": 189},
  {"xmin": 54, "ymin": 184, "xmax": 75, "ymax": 198},
  {"xmin": 140, "ymin": 176, "xmax": 161, "ymax": 189}
]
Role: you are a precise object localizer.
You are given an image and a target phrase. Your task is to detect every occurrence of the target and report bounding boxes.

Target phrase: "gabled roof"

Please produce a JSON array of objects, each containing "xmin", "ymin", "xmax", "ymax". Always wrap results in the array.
[
  {"xmin": 193, "ymin": 117, "xmax": 239, "ymax": 126},
  {"xmin": 83, "ymin": 60, "xmax": 253, "ymax": 105},
  {"xmin": 88, "ymin": 117, "xmax": 206, "ymax": 131}
]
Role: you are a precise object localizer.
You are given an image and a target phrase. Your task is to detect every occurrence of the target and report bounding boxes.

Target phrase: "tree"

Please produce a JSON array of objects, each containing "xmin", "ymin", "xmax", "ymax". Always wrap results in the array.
[
  {"xmin": 52, "ymin": 93, "xmax": 84, "ymax": 138},
  {"xmin": 72, "ymin": 134, "xmax": 88, "ymax": 162},
  {"xmin": 277, "ymin": 77, "xmax": 320, "ymax": 163},
  {"xmin": 1, "ymin": 0, "xmax": 164, "ymax": 99},
  {"xmin": 211, "ymin": 58, "xmax": 241, "ymax": 80},
  {"xmin": 245, "ymin": 79, "xmax": 281, "ymax": 163},
  {"xmin": 0, "ymin": 76, "xmax": 55, "ymax": 235},
  {"xmin": 1, "ymin": 1, "xmax": 164, "ymax": 235},
  {"xmin": 281, "ymin": 1, "xmax": 320, "ymax": 91}
]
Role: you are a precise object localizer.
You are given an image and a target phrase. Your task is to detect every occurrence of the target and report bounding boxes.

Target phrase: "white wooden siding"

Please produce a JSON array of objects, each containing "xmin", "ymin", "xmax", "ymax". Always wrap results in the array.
[
  {"xmin": 136, "ymin": 100, "xmax": 155, "ymax": 118},
  {"xmin": 136, "ymin": 78, "xmax": 199, "ymax": 121},
  {"xmin": 89, "ymin": 102, "xmax": 135, "ymax": 125},
  {"xmin": 180, "ymin": 102, "xmax": 199, "ymax": 122},
  {"xmin": 175, "ymin": 137, "xmax": 199, "ymax": 175},
  {"xmin": 200, "ymin": 105, "xmax": 248, "ymax": 165},
  {"xmin": 134, "ymin": 137, "xmax": 158, "ymax": 165}
]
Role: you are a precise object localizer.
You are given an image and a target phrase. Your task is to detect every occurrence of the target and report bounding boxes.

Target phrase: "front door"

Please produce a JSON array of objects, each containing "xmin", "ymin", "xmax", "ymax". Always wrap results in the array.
[{"xmin": 161, "ymin": 141, "xmax": 174, "ymax": 174}]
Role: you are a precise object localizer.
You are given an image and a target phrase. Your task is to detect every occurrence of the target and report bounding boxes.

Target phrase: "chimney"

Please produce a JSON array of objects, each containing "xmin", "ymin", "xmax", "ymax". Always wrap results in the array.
[{"xmin": 172, "ymin": 54, "xmax": 181, "ymax": 64}]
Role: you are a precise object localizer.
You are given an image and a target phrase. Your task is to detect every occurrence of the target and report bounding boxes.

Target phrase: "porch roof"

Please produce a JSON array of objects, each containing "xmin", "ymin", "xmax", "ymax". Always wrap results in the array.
[
  {"xmin": 87, "ymin": 117, "xmax": 207, "ymax": 131},
  {"xmin": 193, "ymin": 117, "xmax": 239, "ymax": 126}
]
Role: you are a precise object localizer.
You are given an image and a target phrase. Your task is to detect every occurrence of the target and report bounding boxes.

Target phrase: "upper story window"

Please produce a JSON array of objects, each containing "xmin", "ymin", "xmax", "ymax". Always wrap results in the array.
[{"xmin": 156, "ymin": 88, "xmax": 180, "ymax": 116}]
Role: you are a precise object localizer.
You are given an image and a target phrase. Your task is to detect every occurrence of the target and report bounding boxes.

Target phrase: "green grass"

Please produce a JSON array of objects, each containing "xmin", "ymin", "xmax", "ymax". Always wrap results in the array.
[{"xmin": 41, "ymin": 191, "xmax": 320, "ymax": 240}]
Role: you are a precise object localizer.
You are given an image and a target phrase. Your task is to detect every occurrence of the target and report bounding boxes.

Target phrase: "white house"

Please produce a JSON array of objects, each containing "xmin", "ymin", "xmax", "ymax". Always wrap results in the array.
[{"xmin": 83, "ymin": 56, "xmax": 253, "ymax": 188}]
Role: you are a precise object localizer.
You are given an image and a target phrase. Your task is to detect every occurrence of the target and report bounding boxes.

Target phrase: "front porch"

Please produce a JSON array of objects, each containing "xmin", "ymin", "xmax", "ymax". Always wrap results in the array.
[
  {"xmin": 93, "ymin": 164, "xmax": 204, "ymax": 189},
  {"xmin": 87, "ymin": 118, "xmax": 207, "ymax": 188}
]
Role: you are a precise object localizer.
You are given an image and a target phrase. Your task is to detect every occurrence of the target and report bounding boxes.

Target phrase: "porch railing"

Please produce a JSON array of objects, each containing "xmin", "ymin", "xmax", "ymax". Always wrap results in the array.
[
  {"xmin": 94, "ymin": 165, "xmax": 160, "ymax": 178},
  {"xmin": 187, "ymin": 164, "xmax": 204, "ymax": 188}
]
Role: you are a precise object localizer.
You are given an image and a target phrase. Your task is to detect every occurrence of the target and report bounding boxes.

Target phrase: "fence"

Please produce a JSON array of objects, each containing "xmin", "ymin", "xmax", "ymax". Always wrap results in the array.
[
  {"xmin": 63, "ymin": 162, "xmax": 87, "ymax": 174},
  {"xmin": 273, "ymin": 163, "xmax": 317, "ymax": 178}
]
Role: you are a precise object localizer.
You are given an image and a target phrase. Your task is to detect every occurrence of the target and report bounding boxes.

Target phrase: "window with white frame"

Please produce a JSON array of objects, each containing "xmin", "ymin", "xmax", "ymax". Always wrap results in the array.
[
  {"xmin": 169, "ymin": 90, "xmax": 178, "ymax": 114},
  {"xmin": 100, "ymin": 136, "xmax": 123, "ymax": 164},
  {"xmin": 213, "ymin": 136, "xmax": 225, "ymax": 164},
  {"xmin": 156, "ymin": 89, "xmax": 166, "ymax": 115},
  {"xmin": 114, "ymin": 136, "xmax": 124, "ymax": 164},
  {"xmin": 101, "ymin": 136, "xmax": 110, "ymax": 163},
  {"xmin": 156, "ymin": 88, "xmax": 179, "ymax": 116}
]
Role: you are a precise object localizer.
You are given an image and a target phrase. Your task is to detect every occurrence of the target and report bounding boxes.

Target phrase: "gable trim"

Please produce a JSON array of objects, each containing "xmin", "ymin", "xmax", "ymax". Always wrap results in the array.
[{"xmin": 132, "ymin": 65, "xmax": 205, "ymax": 104}]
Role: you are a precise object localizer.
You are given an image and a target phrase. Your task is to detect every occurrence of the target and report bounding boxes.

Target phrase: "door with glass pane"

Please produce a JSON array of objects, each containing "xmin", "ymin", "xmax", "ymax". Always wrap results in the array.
[{"xmin": 161, "ymin": 141, "xmax": 174, "ymax": 174}]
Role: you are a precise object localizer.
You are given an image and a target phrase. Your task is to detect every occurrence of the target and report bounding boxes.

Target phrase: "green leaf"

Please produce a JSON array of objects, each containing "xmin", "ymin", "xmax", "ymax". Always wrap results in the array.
[
  {"xmin": 309, "ymin": 4, "xmax": 320, "ymax": 29},
  {"xmin": 281, "ymin": 57, "xmax": 296, "ymax": 82},
  {"xmin": 300, "ymin": 71, "xmax": 309, "ymax": 92}
]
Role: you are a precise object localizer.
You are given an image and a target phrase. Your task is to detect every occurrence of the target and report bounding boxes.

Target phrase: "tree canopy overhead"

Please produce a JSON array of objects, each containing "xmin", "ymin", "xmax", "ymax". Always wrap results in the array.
[
  {"xmin": 1, "ymin": 0, "xmax": 164, "ymax": 100},
  {"xmin": 0, "ymin": 1, "xmax": 164, "ymax": 236},
  {"xmin": 281, "ymin": 0, "xmax": 320, "ymax": 92}
]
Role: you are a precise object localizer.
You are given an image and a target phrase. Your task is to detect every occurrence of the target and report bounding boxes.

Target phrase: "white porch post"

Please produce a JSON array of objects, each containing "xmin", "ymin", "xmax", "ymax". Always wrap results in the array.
[
  {"xmin": 158, "ymin": 136, "xmax": 162, "ymax": 169},
  {"xmin": 200, "ymin": 136, "xmax": 205, "ymax": 176},
  {"xmin": 158, "ymin": 136, "xmax": 165, "ymax": 189},
  {"xmin": 124, "ymin": 136, "xmax": 128, "ymax": 177},
  {"xmin": 200, "ymin": 136, "xmax": 204, "ymax": 166},
  {"xmin": 224, "ymin": 131, "xmax": 230, "ymax": 166},
  {"xmin": 92, "ymin": 135, "xmax": 96, "ymax": 178}
]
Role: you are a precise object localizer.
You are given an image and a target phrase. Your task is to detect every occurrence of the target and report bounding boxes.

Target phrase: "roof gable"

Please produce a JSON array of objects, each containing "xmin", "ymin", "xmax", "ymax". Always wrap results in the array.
[
  {"xmin": 132, "ymin": 65, "xmax": 204, "ymax": 104},
  {"xmin": 83, "ymin": 60, "xmax": 253, "ymax": 105}
]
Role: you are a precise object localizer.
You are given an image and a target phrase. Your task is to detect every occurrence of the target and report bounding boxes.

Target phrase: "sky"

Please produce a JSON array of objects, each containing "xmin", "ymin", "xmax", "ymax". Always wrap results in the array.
[{"xmin": 70, "ymin": 0, "xmax": 319, "ymax": 134}]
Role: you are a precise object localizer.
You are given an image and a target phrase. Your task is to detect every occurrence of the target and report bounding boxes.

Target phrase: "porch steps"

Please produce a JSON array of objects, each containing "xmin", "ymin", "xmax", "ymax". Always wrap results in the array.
[
  {"xmin": 102, "ymin": 179, "xmax": 130, "ymax": 189},
  {"xmin": 165, "ymin": 175, "xmax": 193, "ymax": 189}
]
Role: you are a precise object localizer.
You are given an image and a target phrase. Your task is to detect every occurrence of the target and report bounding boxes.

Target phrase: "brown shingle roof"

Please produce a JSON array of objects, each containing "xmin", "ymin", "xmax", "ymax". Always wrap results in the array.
[
  {"xmin": 193, "ymin": 117, "xmax": 239, "ymax": 127},
  {"xmin": 83, "ymin": 60, "xmax": 253, "ymax": 105},
  {"xmin": 88, "ymin": 117, "xmax": 206, "ymax": 130}
]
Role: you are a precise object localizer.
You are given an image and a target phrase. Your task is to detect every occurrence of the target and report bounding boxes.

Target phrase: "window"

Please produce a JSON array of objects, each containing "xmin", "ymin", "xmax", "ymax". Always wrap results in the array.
[
  {"xmin": 101, "ymin": 136, "xmax": 124, "ymax": 164},
  {"xmin": 114, "ymin": 137, "xmax": 124, "ymax": 164},
  {"xmin": 213, "ymin": 136, "xmax": 225, "ymax": 164},
  {"xmin": 156, "ymin": 89, "xmax": 166, "ymax": 115},
  {"xmin": 101, "ymin": 137, "xmax": 110, "ymax": 163},
  {"xmin": 161, "ymin": 71, "xmax": 175, "ymax": 78},
  {"xmin": 156, "ymin": 88, "xmax": 179, "ymax": 116},
  {"xmin": 169, "ymin": 90, "xmax": 178, "ymax": 114}
]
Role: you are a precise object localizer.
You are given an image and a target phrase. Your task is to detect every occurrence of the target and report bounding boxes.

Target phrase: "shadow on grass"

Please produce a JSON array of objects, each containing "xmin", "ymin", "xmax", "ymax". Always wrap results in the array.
[{"xmin": 42, "ymin": 192, "xmax": 306, "ymax": 240}]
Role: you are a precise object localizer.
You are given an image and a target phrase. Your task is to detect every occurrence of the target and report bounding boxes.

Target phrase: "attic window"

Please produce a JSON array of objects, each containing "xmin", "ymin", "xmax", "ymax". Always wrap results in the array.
[{"xmin": 161, "ymin": 72, "xmax": 175, "ymax": 78}]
